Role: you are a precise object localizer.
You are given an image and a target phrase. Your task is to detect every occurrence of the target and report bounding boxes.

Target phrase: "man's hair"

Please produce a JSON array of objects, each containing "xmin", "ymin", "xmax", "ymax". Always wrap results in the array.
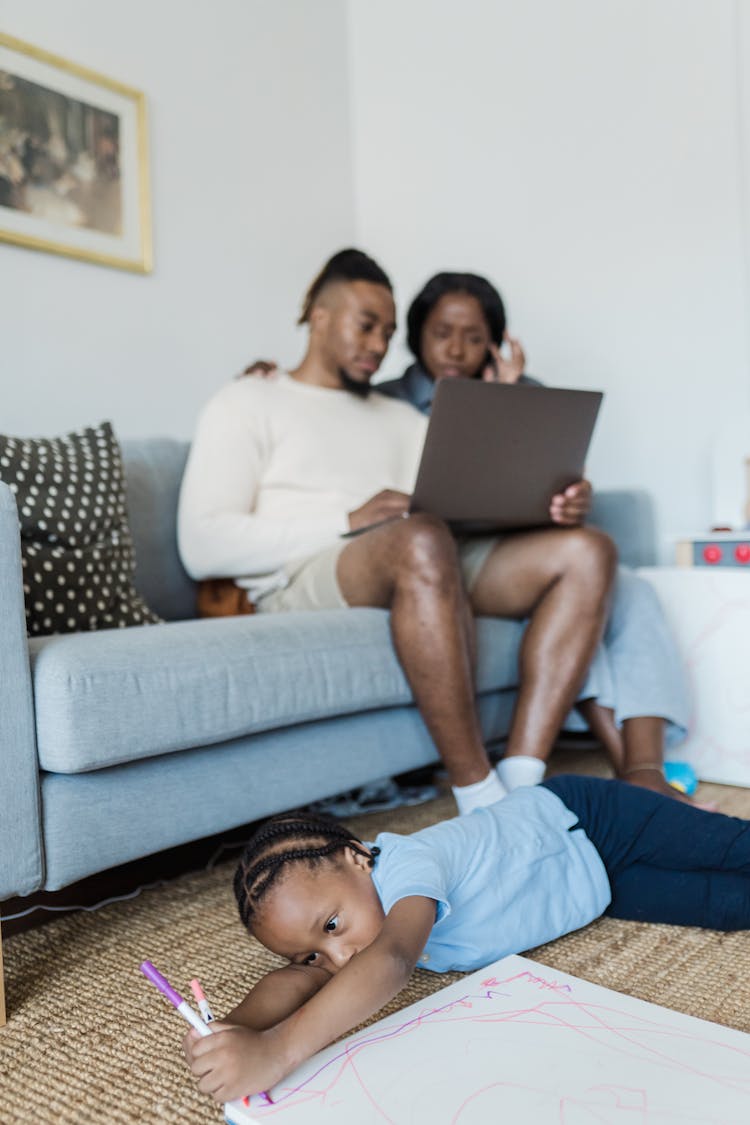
[
  {"xmin": 233, "ymin": 810, "xmax": 379, "ymax": 930},
  {"xmin": 298, "ymin": 249, "xmax": 392, "ymax": 325},
  {"xmin": 406, "ymin": 272, "xmax": 507, "ymax": 365}
]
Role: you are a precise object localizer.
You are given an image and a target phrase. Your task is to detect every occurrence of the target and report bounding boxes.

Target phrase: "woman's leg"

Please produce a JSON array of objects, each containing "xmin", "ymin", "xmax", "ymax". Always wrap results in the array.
[
  {"xmin": 576, "ymin": 569, "xmax": 692, "ymax": 800},
  {"xmin": 599, "ymin": 569, "xmax": 689, "ymax": 747},
  {"xmin": 573, "ymin": 704, "xmax": 712, "ymax": 807}
]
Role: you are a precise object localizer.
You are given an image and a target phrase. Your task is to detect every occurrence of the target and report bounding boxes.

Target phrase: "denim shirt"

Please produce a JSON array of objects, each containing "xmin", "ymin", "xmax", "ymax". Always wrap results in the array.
[{"xmin": 377, "ymin": 363, "xmax": 543, "ymax": 416}]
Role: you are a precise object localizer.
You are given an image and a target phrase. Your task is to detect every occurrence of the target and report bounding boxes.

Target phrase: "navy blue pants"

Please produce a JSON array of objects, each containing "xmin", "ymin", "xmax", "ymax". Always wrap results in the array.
[{"xmin": 542, "ymin": 775, "xmax": 750, "ymax": 930}]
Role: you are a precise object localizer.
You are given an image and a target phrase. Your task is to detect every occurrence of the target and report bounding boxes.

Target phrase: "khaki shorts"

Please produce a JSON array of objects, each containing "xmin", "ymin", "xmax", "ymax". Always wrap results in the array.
[{"xmin": 256, "ymin": 535, "xmax": 499, "ymax": 614}]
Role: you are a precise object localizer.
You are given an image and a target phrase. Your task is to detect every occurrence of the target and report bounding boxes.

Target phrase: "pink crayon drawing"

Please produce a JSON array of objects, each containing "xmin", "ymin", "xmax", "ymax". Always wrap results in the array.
[{"xmin": 223, "ymin": 953, "xmax": 750, "ymax": 1124}]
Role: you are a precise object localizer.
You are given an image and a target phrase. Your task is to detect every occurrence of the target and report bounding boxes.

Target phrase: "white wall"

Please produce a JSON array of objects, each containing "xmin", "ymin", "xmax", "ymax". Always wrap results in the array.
[
  {"xmin": 3, "ymin": 1, "xmax": 749, "ymax": 554},
  {"xmin": 349, "ymin": 0, "xmax": 750, "ymax": 555},
  {"xmin": 0, "ymin": 0, "xmax": 356, "ymax": 439}
]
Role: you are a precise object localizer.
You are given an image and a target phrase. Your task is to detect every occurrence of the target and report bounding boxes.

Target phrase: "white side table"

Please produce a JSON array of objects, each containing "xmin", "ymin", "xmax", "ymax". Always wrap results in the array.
[{"xmin": 637, "ymin": 567, "xmax": 750, "ymax": 787}]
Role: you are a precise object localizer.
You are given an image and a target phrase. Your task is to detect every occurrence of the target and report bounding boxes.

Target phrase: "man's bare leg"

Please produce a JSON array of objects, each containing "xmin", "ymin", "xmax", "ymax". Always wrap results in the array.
[
  {"xmin": 337, "ymin": 514, "xmax": 491, "ymax": 791},
  {"xmin": 337, "ymin": 516, "xmax": 616, "ymax": 803},
  {"xmin": 470, "ymin": 527, "xmax": 617, "ymax": 786}
]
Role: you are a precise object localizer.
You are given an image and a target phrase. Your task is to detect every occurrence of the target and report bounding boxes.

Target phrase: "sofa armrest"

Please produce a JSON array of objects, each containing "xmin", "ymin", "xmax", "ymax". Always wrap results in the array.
[
  {"xmin": 589, "ymin": 488, "xmax": 657, "ymax": 569},
  {"xmin": 0, "ymin": 482, "xmax": 43, "ymax": 898}
]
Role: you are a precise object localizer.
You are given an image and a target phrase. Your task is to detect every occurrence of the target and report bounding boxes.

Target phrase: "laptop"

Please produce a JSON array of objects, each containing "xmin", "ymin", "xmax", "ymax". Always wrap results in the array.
[{"xmin": 408, "ymin": 379, "xmax": 603, "ymax": 532}]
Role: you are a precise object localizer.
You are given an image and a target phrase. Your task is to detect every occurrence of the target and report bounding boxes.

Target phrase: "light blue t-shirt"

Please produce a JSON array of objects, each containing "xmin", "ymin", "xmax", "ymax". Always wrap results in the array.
[{"xmin": 369, "ymin": 786, "xmax": 611, "ymax": 973}]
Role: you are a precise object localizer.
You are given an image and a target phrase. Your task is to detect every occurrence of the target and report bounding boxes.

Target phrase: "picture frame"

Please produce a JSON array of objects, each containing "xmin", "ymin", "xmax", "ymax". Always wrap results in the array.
[{"xmin": 0, "ymin": 32, "xmax": 152, "ymax": 273}]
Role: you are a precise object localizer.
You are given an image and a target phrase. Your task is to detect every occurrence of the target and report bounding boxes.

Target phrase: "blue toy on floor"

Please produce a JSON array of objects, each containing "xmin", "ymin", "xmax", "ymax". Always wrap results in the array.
[{"xmin": 664, "ymin": 761, "xmax": 698, "ymax": 796}]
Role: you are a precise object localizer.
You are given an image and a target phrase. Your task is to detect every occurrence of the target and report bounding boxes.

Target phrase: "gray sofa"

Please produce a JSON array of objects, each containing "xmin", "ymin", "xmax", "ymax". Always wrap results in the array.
[{"xmin": 0, "ymin": 437, "xmax": 657, "ymax": 1018}]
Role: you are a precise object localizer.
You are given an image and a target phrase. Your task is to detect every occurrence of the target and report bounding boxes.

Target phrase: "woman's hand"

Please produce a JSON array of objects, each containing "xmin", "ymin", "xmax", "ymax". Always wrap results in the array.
[
  {"xmin": 184, "ymin": 1022, "xmax": 288, "ymax": 1103},
  {"xmin": 549, "ymin": 479, "xmax": 592, "ymax": 526},
  {"xmin": 482, "ymin": 332, "xmax": 526, "ymax": 384}
]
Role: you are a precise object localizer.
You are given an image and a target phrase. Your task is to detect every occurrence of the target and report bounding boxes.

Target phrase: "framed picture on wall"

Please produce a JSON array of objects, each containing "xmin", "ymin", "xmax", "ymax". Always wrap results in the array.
[{"xmin": 0, "ymin": 32, "xmax": 152, "ymax": 273}]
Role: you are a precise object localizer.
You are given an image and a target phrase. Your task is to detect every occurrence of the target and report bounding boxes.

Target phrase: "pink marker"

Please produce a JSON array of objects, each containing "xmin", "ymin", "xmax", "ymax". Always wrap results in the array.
[
  {"xmin": 140, "ymin": 961, "xmax": 212, "ymax": 1038},
  {"xmin": 190, "ymin": 978, "xmax": 214, "ymax": 1023}
]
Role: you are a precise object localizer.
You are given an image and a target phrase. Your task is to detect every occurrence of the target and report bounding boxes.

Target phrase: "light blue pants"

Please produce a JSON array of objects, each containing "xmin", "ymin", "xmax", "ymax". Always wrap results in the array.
[{"xmin": 573, "ymin": 566, "xmax": 688, "ymax": 749}]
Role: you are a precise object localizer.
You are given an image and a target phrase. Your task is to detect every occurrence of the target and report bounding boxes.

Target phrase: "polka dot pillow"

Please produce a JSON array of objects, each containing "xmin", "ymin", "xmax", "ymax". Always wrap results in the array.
[{"xmin": 0, "ymin": 421, "xmax": 161, "ymax": 636}]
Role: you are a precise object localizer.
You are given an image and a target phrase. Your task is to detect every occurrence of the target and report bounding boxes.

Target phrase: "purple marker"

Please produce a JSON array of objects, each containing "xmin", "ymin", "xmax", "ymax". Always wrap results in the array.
[{"xmin": 140, "ymin": 960, "xmax": 212, "ymax": 1038}]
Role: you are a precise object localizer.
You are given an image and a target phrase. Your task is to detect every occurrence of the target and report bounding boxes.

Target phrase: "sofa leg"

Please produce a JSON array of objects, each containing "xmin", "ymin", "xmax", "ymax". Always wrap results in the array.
[{"xmin": 0, "ymin": 914, "xmax": 6, "ymax": 1027}]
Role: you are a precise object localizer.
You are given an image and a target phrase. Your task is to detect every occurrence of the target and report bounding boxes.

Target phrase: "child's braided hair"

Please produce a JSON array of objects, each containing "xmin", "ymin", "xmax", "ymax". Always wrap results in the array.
[{"xmin": 233, "ymin": 810, "xmax": 380, "ymax": 931}]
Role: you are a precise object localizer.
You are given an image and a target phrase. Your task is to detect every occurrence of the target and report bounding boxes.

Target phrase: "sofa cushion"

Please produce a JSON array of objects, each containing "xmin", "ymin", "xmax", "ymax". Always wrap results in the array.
[
  {"xmin": 0, "ymin": 422, "xmax": 161, "ymax": 636},
  {"xmin": 121, "ymin": 439, "xmax": 197, "ymax": 622},
  {"xmin": 30, "ymin": 608, "xmax": 524, "ymax": 774}
]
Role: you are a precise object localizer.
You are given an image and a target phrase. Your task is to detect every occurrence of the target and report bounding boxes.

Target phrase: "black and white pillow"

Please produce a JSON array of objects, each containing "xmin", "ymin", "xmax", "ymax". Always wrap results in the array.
[{"xmin": 0, "ymin": 421, "xmax": 161, "ymax": 636}]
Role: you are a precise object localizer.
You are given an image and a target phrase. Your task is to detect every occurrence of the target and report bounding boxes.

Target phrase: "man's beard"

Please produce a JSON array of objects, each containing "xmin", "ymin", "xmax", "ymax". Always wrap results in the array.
[{"xmin": 338, "ymin": 367, "xmax": 372, "ymax": 399}]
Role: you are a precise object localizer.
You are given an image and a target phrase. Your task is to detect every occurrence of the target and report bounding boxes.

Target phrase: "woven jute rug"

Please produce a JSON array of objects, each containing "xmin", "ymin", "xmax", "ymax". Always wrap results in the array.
[{"xmin": 2, "ymin": 748, "xmax": 750, "ymax": 1123}]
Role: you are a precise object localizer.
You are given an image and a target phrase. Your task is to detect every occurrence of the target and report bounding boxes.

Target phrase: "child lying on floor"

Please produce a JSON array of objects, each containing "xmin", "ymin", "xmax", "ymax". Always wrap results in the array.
[{"xmin": 184, "ymin": 775, "xmax": 750, "ymax": 1103}]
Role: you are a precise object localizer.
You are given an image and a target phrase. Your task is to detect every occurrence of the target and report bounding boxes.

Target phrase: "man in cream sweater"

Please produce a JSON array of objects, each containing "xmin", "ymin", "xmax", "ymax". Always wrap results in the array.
[{"xmin": 178, "ymin": 250, "xmax": 617, "ymax": 815}]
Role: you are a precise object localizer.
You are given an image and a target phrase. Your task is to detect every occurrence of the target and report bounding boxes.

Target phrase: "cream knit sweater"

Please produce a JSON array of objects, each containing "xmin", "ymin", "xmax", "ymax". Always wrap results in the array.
[{"xmin": 177, "ymin": 372, "xmax": 427, "ymax": 599}]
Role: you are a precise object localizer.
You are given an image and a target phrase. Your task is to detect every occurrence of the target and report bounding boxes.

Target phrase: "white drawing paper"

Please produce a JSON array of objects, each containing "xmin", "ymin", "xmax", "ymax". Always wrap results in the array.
[{"xmin": 224, "ymin": 953, "xmax": 750, "ymax": 1124}]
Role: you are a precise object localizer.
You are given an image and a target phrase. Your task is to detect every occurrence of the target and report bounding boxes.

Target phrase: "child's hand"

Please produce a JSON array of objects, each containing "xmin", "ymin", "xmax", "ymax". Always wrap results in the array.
[{"xmin": 183, "ymin": 1022, "xmax": 286, "ymax": 1103}]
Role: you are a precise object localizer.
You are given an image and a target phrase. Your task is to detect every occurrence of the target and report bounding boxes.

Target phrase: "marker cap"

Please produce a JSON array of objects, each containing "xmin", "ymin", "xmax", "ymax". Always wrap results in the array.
[{"xmin": 190, "ymin": 978, "xmax": 207, "ymax": 1003}]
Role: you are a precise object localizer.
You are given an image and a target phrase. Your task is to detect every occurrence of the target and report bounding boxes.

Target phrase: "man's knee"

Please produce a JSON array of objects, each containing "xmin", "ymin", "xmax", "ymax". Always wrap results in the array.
[
  {"xmin": 557, "ymin": 526, "xmax": 618, "ymax": 584},
  {"xmin": 397, "ymin": 513, "xmax": 460, "ymax": 585}
]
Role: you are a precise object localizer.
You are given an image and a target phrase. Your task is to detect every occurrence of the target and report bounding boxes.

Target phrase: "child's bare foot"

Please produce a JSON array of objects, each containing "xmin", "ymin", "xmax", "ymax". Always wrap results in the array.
[{"xmin": 622, "ymin": 767, "xmax": 717, "ymax": 811}]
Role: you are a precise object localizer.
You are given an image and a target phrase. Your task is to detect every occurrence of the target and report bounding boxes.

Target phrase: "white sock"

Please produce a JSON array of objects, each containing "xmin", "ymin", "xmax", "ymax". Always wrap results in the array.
[
  {"xmin": 452, "ymin": 770, "xmax": 507, "ymax": 816},
  {"xmin": 496, "ymin": 755, "xmax": 546, "ymax": 791}
]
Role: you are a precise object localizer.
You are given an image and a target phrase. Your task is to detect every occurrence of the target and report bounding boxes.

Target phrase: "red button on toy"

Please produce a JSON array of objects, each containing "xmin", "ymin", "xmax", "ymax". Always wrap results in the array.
[
  {"xmin": 734, "ymin": 544, "xmax": 750, "ymax": 564},
  {"xmin": 703, "ymin": 545, "xmax": 722, "ymax": 564}
]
